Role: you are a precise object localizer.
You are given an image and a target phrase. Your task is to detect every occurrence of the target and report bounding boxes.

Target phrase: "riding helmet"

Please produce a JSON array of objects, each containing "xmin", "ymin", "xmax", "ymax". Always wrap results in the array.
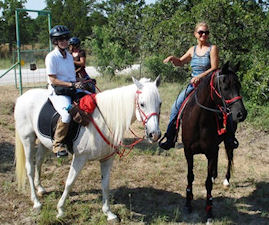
[
  {"xmin": 68, "ymin": 37, "xmax": 81, "ymax": 47},
  {"xmin": 49, "ymin": 25, "xmax": 70, "ymax": 44}
]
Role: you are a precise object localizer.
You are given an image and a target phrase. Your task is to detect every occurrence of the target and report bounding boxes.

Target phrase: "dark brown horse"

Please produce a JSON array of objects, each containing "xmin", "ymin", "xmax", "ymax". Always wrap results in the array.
[{"xmin": 181, "ymin": 62, "xmax": 247, "ymax": 223}]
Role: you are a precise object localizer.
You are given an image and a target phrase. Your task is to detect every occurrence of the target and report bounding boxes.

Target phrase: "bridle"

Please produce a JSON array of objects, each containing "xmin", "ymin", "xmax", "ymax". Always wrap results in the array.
[
  {"xmin": 90, "ymin": 89, "xmax": 160, "ymax": 161},
  {"xmin": 135, "ymin": 90, "xmax": 160, "ymax": 125},
  {"xmin": 210, "ymin": 70, "xmax": 242, "ymax": 109},
  {"xmin": 195, "ymin": 70, "xmax": 242, "ymax": 135}
]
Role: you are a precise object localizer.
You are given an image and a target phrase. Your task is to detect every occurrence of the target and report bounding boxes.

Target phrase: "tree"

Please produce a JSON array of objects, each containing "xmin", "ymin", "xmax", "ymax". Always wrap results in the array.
[
  {"xmin": 0, "ymin": 0, "xmax": 30, "ymax": 52},
  {"xmin": 89, "ymin": 0, "xmax": 145, "ymax": 75},
  {"xmin": 46, "ymin": 0, "xmax": 103, "ymax": 40}
]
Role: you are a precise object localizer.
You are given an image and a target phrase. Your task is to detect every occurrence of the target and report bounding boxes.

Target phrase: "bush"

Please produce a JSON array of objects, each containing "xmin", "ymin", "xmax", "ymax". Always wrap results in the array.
[
  {"xmin": 142, "ymin": 54, "xmax": 189, "ymax": 82},
  {"xmin": 89, "ymin": 26, "xmax": 137, "ymax": 76},
  {"xmin": 241, "ymin": 57, "xmax": 269, "ymax": 105}
]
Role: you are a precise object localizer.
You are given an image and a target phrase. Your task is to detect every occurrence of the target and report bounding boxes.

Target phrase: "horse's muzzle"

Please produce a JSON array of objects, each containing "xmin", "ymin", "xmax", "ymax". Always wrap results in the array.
[
  {"xmin": 147, "ymin": 130, "xmax": 161, "ymax": 142},
  {"xmin": 237, "ymin": 108, "xmax": 247, "ymax": 122}
]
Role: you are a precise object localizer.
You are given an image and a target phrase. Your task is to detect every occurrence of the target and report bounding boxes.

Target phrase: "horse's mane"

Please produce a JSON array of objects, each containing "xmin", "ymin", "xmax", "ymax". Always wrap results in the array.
[
  {"xmin": 188, "ymin": 69, "xmax": 240, "ymax": 108},
  {"xmin": 187, "ymin": 73, "xmax": 212, "ymax": 108},
  {"xmin": 95, "ymin": 84, "xmax": 137, "ymax": 146}
]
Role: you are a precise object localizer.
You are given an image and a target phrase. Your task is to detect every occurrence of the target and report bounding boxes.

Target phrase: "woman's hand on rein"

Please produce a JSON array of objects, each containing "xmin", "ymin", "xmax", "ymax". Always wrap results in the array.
[{"xmin": 191, "ymin": 76, "xmax": 200, "ymax": 85}]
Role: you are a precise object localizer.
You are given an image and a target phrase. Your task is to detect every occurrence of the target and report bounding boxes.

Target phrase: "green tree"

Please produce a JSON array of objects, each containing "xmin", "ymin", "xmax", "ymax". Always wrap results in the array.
[
  {"xmin": 46, "ymin": 0, "xmax": 104, "ymax": 40},
  {"xmin": 0, "ymin": 0, "xmax": 30, "ymax": 52},
  {"xmin": 89, "ymin": 0, "xmax": 145, "ymax": 75}
]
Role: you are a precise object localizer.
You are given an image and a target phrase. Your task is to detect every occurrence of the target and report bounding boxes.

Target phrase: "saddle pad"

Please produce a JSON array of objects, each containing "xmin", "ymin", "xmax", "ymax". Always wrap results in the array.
[{"xmin": 38, "ymin": 99, "xmax": 81, "ymax": 151}]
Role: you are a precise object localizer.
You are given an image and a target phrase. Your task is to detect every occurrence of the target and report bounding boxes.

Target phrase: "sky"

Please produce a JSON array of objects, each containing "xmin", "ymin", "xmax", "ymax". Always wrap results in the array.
[{"xmin": 25, "ymin": 0, "xmax": 157, "ymax": 18}]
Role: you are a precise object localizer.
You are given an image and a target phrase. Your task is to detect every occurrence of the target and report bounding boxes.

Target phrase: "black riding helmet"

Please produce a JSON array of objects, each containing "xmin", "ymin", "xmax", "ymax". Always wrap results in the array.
[
  {"xmin": 68, "ymin": 37, "xmax": 81, "ymax": 47},
  {"xmin": 49, "ymin": 25, "xmax": 70, "ymax": 45}
]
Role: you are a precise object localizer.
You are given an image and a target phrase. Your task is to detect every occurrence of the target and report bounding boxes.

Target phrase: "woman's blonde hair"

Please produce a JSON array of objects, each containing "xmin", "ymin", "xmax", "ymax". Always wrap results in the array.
[{"xmin": 195, "ymin": 22, "xmax": 209, "ymax": 32}]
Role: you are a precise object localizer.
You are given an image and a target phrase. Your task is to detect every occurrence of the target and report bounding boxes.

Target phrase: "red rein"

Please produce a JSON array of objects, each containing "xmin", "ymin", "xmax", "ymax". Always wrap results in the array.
[
  {"xmin": 92, "ymin": 90, "xmax": 159, "ymax": 161},
  {"xmin": 210, "ymin": 70, "xmax": 242, "ymax": 135}
]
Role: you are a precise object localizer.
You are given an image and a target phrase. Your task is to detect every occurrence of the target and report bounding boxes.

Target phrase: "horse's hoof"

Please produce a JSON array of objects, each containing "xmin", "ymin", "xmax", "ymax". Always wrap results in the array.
[
  {"xmin": 56, "ymin": 209, "xmax": 64, "ymax": 219},
  {"xmin": 206, "ymin": 218, "xmax": 213, "ymax": 224},
  {"xmin": 33, "ymin": 202, "xmax": 42, "ymax": 212},
  {"xmin": 211, "ymin": 177, "xmax": 215, "ymax": 184},
  {"xmin": 223, "ymin": 179, "xmax": 230, "ymax": 188},
  {"xmin": 37, "ymin": 188, "xmax": 47, "ymax": 197}
]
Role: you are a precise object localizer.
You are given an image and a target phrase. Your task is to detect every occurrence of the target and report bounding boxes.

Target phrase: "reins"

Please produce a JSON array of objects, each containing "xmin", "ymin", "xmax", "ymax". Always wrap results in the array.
[
  {"xmin": 87, "ymin": 89, "xmax": 159, "ymax": 161},
  {"xmin": 195, "ymin": 70, "xmax": 242, "ymax": 135}
]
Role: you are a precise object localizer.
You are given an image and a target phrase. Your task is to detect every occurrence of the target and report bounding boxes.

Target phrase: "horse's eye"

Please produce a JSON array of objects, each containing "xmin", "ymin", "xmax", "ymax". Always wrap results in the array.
[{"xmin": 140, "ymin": 103, "xmax": 144, "ymax": 107}]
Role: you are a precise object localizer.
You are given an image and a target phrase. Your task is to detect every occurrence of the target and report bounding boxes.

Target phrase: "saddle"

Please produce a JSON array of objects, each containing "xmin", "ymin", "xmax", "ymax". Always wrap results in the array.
[{"xmin": 37, "ymin": 99, "xmax": 81, "ymax": 153}]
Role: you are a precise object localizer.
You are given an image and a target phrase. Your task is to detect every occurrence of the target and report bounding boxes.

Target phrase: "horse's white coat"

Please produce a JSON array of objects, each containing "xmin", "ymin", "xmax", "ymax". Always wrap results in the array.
[{"xmin": 14, "ymin": 76, "xmax": 161, "ymax": 220}]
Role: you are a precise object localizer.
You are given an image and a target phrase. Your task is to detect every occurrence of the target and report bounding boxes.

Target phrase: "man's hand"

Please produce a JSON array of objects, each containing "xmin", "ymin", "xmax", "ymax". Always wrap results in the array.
[{"xmin": 73, "ymin": 81, "xmax": 84, "ymax": 89}]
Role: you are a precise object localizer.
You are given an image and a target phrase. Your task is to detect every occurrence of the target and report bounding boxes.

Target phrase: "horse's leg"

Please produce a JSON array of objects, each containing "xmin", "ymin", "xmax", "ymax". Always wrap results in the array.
[
  {"xmin": 35, "ymin": 142, "xmax": 47, "ymax": 196},
  {"xmin": 223, "ymin": 147, "xmax": 234, "ymax": 187},
  {"xmin": 57, "ymin": 154, "xmax": 87, "ymax": 218},
  {"xmin": 184, "ymin": 153, "xmax": 194, "ymax": 213},
  {"xmin": 205, "ymin": 154, "xmax": 218, "ymax": 223},
  {"xmin": 23, "ymin": 135, "xmax": 42, "ymax": 211},
  {"xmin": 100, "ymin": 157, "xmax": 118, "ymax": 221},
  {"xmin": 211, "ymin": 151, "xmax": 219, "ymax": 184}
]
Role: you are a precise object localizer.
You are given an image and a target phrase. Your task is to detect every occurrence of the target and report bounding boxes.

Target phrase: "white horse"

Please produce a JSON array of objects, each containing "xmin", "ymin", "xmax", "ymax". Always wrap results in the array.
[{"xmin": 15, "ymin": 76, "xmax": 161, "ymax": 221}]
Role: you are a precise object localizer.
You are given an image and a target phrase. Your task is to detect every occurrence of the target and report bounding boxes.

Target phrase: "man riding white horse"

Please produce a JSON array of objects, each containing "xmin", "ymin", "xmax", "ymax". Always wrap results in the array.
[{"xmin": 46, "ymin": 25, "xmax": 83, "ymax": 158}]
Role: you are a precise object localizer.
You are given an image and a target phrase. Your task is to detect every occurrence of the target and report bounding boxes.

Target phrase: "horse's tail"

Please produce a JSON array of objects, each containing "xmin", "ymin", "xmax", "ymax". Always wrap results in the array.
[{"xmin": 15, "ymin": 130, "xmax": 26, "ymax": 190}]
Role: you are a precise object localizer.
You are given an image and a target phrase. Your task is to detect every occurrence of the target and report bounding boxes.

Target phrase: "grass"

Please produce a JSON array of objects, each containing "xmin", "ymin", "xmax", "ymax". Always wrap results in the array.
[
  {"xmin": 0, "ymin": 76, "xmax": 268, "ymax": 225},
  {"xmin": 0, "ymin": 58, "xmax": 14, "ymax": 70}
]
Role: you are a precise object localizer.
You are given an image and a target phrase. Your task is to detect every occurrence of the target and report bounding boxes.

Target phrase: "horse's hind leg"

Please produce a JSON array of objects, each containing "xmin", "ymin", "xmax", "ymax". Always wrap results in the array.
[
  {"xmin": 184, "ymin": 154, "xmax": 194, "ymax": 213},
  {"xmin": 211, "ymin": 152, "xmax": 219, "ymax": 183},
  {"xmin": 35, "ymin": 142, "xmax": 47, "ymax": 196},
  {"xmin": 22, "ymin": 135, "xmax": 42, "ymax": 211},
  {"xmin": 100, "ymin": 157, "xmax": 118, "ymax": 221},
  {"xmin": 205, "ymin": 155, "xmax": 217, "ymax": 223},
  {"xmin": 57, "ymin": 154, "xmax": 87, "ymax": 218},
  {"xmin": 223, "ymin": 148, "xmax": 234, "ymax": 188}
]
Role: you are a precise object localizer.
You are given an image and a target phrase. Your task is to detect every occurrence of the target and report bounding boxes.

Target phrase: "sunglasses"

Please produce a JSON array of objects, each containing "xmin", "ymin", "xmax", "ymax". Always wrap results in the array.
[
  {"xmin": 57, "ymin": 36, "xmax": 69, "ymax": 41},
  {"xmin": 197, "ymin": 30, "xmax": 210, "ymax": 36}
]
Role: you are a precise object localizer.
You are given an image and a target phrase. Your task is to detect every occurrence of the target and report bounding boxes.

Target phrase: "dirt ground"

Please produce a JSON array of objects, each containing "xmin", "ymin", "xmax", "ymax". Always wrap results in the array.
[{"xmin": 0, "ymin": 86, "xmax": 268, "ymax": 225}]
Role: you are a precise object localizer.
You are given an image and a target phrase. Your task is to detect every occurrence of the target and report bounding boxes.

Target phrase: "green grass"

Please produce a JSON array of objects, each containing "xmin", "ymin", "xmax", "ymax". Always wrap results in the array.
[
  {"xmin": 0, "ymin": 75, "xmax": 268, "ymax": 225},
  {"xmin": 0, "ymin": 58, "xmax": 14, "ymax": 70}
]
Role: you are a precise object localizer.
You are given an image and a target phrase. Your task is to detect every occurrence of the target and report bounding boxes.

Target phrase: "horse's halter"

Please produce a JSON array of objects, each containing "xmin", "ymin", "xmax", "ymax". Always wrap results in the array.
[
  {"xmin": 210, "ymin": 70, "xmax": 242, "ymax": 110},
  {"xmin": 135, "ymin": 90, "xmax": 160, "ymax": 126},
  {"xmin": 195, "ymin": 70, "xmax": 242, "ymax": 135}
]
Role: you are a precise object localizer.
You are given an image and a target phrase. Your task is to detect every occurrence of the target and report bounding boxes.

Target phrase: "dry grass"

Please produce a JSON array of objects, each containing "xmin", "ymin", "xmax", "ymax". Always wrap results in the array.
[{"xmin": 0, "ymin": 81, "xmax": 268, "ymax": 225}]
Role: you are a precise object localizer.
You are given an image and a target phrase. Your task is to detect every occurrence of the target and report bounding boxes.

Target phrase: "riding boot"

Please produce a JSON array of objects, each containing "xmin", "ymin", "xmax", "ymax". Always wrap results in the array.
[
  {"xmin": 224, "ymin": 115, "xmax": 239, "ymax": 149},
  {"xmin": 53, "ymin": 119, "xmax": 69, "ymax": 157},
  {"xmin": 159, "ymin": 119, "xmax": 178, "ymax": 150}
]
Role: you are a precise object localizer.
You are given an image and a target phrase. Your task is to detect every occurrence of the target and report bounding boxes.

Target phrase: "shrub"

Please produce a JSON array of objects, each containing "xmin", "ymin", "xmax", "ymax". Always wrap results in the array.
[
  {"xmin": 142, "ymin": 54, "xmax": 189, "ymax": 82},
  {"xmin": 241, "ymin": 57, "xmax": 269, "ymax": 105}
]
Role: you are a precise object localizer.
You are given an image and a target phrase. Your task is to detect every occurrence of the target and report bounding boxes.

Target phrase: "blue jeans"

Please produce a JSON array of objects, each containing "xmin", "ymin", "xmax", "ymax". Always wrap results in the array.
[{"xmin": 166, "ymin": 84, "xmax": 194, "ymax": 131}]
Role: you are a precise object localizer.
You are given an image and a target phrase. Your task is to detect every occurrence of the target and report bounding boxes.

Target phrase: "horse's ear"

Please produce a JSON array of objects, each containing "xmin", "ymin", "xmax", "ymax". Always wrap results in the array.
[
  {"xmin": 234, "ymin": 62, "xmax": 240, "ymax": 72},
  {"xmin": 155, "ymin": 75, "xmax": 161, "ymax": 87},
  {"xmin": 221, "ymin": 61, "xmax": 230, "ymax": 74},
  {"xmin": 132, "ymin": 77, "xmax": 144, "ymax": 90}
]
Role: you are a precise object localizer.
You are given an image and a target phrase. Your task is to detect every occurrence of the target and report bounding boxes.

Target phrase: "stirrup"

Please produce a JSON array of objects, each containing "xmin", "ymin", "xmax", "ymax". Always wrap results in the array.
[{"xmin": 158, "ymin": 133, "xmax": 175, "ymax": 150}]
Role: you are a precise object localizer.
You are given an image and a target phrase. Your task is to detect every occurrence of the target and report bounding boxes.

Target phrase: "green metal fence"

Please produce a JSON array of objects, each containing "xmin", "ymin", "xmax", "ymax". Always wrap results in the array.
[{"xmin": 0, "ymin": 9, "xmax": 52, "ymax": 95}]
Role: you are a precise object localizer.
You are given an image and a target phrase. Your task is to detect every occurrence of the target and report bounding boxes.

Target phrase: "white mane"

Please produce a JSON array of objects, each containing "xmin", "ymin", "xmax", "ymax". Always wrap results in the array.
[{"xmin": 95, "ymin": 84, "xmax": 137, "ymax": 146}]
